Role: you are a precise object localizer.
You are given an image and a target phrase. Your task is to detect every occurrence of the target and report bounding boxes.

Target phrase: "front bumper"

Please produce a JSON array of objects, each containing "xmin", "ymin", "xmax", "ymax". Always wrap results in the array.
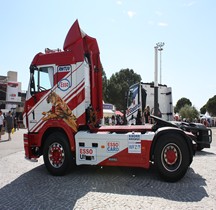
[
  {"xmin": 23, "ymin": 133, "xmax": 40, "ymax": 160},
  {"xmin": 192, "ymin": 127, "xmax": 212, "ymax": 149}
]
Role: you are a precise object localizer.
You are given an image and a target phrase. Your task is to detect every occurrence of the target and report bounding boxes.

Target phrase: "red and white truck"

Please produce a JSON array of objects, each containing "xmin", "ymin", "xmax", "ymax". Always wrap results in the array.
[{"xmin": 23, "ymin": 20, "xmax": 196, "ymax": 182}]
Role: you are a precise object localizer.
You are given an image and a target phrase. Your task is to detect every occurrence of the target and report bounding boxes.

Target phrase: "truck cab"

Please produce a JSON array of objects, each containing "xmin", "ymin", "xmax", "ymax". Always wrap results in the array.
[
  {"xmin": 126, "ymin": 82, "xmax": 173, "ymax": 124},
  {"xmin": 23, "ymin": 20, "xmax": 103, "ymax": 134}
]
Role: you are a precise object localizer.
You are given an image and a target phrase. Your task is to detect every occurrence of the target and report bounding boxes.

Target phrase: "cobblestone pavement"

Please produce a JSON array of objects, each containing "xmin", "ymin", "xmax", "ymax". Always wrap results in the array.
[{"xmin": 0, "ymin": 128, "xmax": 215, "ymax": 210}]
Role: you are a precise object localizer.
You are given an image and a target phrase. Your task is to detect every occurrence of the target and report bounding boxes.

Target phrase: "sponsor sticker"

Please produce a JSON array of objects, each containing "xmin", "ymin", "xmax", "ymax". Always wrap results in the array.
[
  {"xmin": 79, "ymin": 147, "xmax": 96, "ymax": 161},
  {"xmin": 128, "ymin": 134, "xmax": 141, "ymax": 141},
  {"xmin": 128, "ymin": 134, "xmax": 141, "ymax": 153},
  {"xmin": 58, "ymin": 65, "xmax": 71, "ymax": 72},
  {"xmin": 128, "ymin": 143, "xmax": 141, "ymax": 153},
  {"xmin": 58, "ymin": 78, "xmax": 71, "ymax": 91},
  {"xmin": 107, "ymin": 141, "xmax": 120, "ymax": 152}
]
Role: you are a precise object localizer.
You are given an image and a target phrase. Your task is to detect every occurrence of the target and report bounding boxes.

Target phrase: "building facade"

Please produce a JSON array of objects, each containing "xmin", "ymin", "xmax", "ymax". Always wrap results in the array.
[{"xmin": 0, "ymin": 71, "xmax": 24, "ymax": 114}]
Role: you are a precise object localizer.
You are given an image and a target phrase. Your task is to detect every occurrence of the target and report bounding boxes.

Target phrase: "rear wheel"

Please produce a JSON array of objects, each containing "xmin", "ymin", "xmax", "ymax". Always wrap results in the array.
[
  {"xmin": 43, "ymin": 132, "xmax": 72, "ymax": 176},
  {"xmin": 154, "ymin": 134, "xmax": 190, "ymax": 182}
]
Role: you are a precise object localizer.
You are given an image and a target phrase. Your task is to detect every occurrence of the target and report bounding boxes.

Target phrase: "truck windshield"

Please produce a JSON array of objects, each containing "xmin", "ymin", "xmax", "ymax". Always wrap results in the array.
[
  {"xmin": 127, "ymin": 84, "xmax": 139, "ymax": 107},
  {"xmin": 30, "ymin": 66, "xmax": 53, "ymax": 93}
]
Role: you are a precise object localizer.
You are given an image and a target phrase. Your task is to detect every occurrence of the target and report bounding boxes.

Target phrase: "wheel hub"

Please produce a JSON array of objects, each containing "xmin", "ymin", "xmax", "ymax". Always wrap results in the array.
[
  {"xmin": 164, "ymin": 145, "xmax": 177, "ymax": 165},
  {"xmin": 48, "ymin": 143, "xmax": 65, "ymax": 168}
]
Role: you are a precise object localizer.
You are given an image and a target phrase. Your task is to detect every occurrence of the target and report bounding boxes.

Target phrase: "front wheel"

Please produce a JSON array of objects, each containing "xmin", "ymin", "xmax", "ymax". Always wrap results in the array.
[
  {"xmin": 43, "ymin": 132, "xmax": 72, "ymax": 176},
  {"xmin": 154, "ymin": 134, "xmax": 190, "ymax": 182}
]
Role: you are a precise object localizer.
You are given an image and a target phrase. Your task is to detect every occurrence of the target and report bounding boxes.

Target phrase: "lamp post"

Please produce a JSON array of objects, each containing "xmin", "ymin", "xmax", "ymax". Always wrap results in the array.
[
  {"xmin": 154, "ymin": 45, "xmax": 159, "ymax": 116},
  {"xmin": 156, "ymin": 42, "xmax": 165, "ymax": 84},
  {"xmin": 154, "ymin": 42, "xmax": 164, "ymax": 117}
]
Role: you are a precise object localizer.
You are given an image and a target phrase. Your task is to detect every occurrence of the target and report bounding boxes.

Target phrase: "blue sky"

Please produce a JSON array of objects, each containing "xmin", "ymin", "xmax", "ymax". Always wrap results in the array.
[{"xmin": 0, "ymin": 0, "xmax": 215, "ymax": 110}]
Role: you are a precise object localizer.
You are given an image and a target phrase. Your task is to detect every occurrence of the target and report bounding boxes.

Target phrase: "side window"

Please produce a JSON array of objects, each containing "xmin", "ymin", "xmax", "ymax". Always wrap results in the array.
[
  {"xmin": 36, "ymin": 66, "xmax": 53, "ymax": 92},
  {"xmin": 127, "ymin": 90, "xmax": 133, "ymax": 107},
  {"xmin": 127, "ymin": 85, "xmax": 138, "ymax": 107}
]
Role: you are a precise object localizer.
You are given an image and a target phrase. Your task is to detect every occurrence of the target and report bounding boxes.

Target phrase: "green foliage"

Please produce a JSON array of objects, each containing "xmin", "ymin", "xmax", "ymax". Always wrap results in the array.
[
  {"xmin": 174, "ymin": 97, "xmax": 192, "ymax": 113},
  {"xmin": 102, "ymin": 68, "xmax": 108, "ymax": 102},
  {"xmin": 200, "ymin": 105, "xmax": 206, "ymax": 115},
  {"xmin": 206, "ymin": 95, "xmax": 216, "ymax": 116},
  {"xmin": 103, "ymin": 68, "xmax": 215, "ymax": 117},
  {"xmin": 179, "ymin": 104, "xmax": 199, "ymax": 121},
  {"xmin": 104, "ymin": 68, "xmax": 141, "ymax": 110}
]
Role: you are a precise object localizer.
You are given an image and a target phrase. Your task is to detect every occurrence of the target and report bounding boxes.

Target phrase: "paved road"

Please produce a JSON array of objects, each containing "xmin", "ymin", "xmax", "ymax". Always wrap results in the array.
[
  {"xmin": 0, "ymin": 128, "xmax": 215, "ymax": 209},
  {"xmin": 0, "ymin": 129, "xmax": 26, "ymax": 158}
]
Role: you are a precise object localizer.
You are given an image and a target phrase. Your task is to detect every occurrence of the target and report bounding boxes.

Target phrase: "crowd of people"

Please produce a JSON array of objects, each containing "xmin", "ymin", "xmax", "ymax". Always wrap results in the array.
[
  {"xmin": 103, "ymin": 104, "xmax": 215, "ymax": 128},
  {"xmin": 174, "ymin": 115, "xmax": 215, "ymax": 127},
  {"xmin": 103, "ymin": 105, "xmax": 154, "ymax": 126},
  {"xmin": 104, "ymin": 115, "xmax": 124, "ymax": 125},
  {"xmin": 1, "ymin": 106, "xmax": 214, "ymax": 140}
]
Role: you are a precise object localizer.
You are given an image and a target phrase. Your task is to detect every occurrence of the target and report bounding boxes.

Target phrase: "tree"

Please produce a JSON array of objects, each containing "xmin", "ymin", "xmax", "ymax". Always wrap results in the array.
[
  {"xmin": 179, "ymin": 104, "xmax": 199, "ymax": 122},
  {"xmin": 106, "ymin": 69, "xmax": 141, "ymax": 110},
  {"xmin": 102, "ymin": 68, "xmax": 109, "ymax": 102},
  {"xmin": 200, "ymin": 105, "xmax": 206, "ymax": 115},
  {"xmin": 206, "ymin": 95, "xmax": 216, "ymax": 116},
  {"xmin": 174, "ymin": 97, "xmax": 192, "ymax": 113}
]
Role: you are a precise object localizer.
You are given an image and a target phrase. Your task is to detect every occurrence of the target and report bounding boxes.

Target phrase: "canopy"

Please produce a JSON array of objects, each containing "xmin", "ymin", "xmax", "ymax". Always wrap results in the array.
[
  {"xmin": 103, "ymin": 109, "xmax": 115, "ymax": 118},
  {"xmin": 115, "ymin": 110, "xmax": 123, "ymax": 116},
  {"xmin": 201, "ymin": 115, "xmax": 211, "ymax": 119}
]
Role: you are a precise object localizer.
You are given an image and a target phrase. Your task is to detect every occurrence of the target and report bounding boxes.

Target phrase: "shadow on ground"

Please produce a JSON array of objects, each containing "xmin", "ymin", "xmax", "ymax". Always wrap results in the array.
[
  {"xmin": 195, "ymin": 149, "xmax": 216, "ymax": 156},
  {"xmin": 0, "ymin": 163, "xmax": 208, "ymax": 210},
  {"xmin": 0, "ymin": 139, "xmax": 9, "ymax": 143}
]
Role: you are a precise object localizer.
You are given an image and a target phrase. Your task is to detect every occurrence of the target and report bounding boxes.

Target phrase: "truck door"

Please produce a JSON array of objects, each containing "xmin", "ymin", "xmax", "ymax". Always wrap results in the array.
[{"xmin": 25, "ymin": 65, "xmax": 54, "ymax": 132}]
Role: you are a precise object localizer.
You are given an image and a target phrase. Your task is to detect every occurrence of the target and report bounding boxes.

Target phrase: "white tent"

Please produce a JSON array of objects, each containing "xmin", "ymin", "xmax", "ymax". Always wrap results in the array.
[
  {"xmin": 201, "ymin": 112, "xmax": 211, "ymax": 119},
  {"xmin": 103, "ymin": 109, "xmax": 115, "ymax": 117}
]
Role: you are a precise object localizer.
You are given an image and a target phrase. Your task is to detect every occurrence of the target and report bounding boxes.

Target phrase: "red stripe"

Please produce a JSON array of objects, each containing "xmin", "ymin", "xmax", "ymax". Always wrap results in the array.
[
  {"xmin": 28, "ymin": 62, "xmax": 85, "ymax": 132},
  {"xmin": 64, "ymin": 79, "xmax": 85, "ymax": 102},
  {"xmin": 67, "ymin": 88, "xmax": 85, "ymax": 110},
  {"xmin": 31, "ymin": 84, "xmax": 85, "ymax": 133},
  {"xmin": 27, "ymin": 62, "xmax": 84, "ymax": 117}
]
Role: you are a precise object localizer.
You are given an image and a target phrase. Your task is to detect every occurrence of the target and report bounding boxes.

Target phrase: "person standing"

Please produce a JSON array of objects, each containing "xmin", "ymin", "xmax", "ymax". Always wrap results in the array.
[
  {"xmin": 5, "ymin": 111, "xmax": 14, "ymax": 140},
  {"xmin": 136, "ymin": 109, "xmax": 142, "ymax": 125},
  {"xmin": 144, "ymin": 105, "xmax": 151, "ymax": 123},
  {"xmin": 14, "ymin": 116, "xmax": 17, "ymax": 131},
  {"xmin": 0, "ymin": 110, "xmax": 4, "ymax": 141},
  {"xmin": 108, "ymin": 117, "xmax": 112, "ymax": 125}
]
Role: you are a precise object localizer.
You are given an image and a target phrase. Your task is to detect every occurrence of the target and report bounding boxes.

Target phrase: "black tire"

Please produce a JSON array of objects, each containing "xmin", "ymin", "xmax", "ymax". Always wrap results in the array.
[
  {"xmin": 154, "ymin": 134, "xmax": 190, "ymax": 182},
  {"xmin": 43, "ymin": 132, "xmax": 72, "ymax": 176}
]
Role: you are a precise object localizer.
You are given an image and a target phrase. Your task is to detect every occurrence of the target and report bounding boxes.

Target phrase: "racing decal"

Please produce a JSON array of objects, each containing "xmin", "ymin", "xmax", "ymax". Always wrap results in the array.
[
  {"xmin": 79, "ymin": 147, "xmax": 96, "ymax": 161},
  {"xmin": 126, "ymin": 104, "xmax": 141, "ymax": 117},
  {"xmin": 128, "ymin": 134, "xmax": 141, "ymax": 153},
  {"xmin": 41, "ymin": 92, "xmax": 77, "ymax": 132},
  {"xmin": 75, "ymin": 132, "xmax": 154, "ymax": 168},
  {"xmin": 27, "ymin": 62, "xmax": 85, "ymax": 133},
  {"xmin": 25, "ymin": 62, "xmax": 83, "ymax": 118},
  {"xmin": 30, "ymin": 85, "xmax": 85, "ymax": 133},
  {"xmin": 106, "ymin": 141, "xmax": 120, "ymax": 152}
]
